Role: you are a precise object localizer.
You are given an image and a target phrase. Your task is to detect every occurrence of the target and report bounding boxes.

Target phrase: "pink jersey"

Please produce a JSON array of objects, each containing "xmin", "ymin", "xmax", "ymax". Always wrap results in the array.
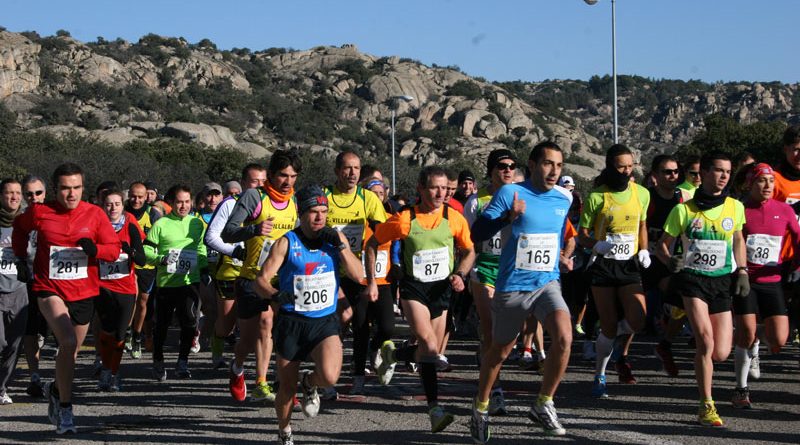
[{"xmin": 743, "ymin": 198, "xmax": 800, "ymax": 283}]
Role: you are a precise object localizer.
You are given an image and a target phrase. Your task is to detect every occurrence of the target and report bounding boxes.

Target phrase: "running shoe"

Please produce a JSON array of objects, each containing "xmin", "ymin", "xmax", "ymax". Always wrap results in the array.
[
  {"xmin": 749, "ymin": 354, "xmax": 761, "ymax": 380},
  {"xmin": 519, "ymin": 352, "xmax": 537, "ymax": 371},
  {"xmin": 292, "ymin": 395, "xmax": 302, "ymax": 412},
  {"xmin": 529, "ymin": 400, "xmax": 567, "ymax": 436},
  {"xmin": 26, "ymin": 375, "xmax": 45, "ymax": 398},
  {"xmin": 350, "ymin": 375, "xmax": 365, "ymax": 395},
  {"xmin": 574, "ymin": 323, "xmax": 586, "ymax": 337},
  {"xmin": 654, "ymin": 343, "xmax": 679, "ymax": 377},
  {"xmin": 92, "ymin": 356, "xmax": 103, "ymax": 378},
  {"xmin": 110, "ymin": 374, "xmax": 121, "ymax": 392},
  {"xmin": 98, "ymin": 368, "xmax": 113, "ymax": 392},
  {"xmin": 299, "ymin": 370, "xmax": 320, "ymax": 418},
  {"xmin": 428, "ymin": 405, "xmax": 455, "ymax": 433},
  {"xmin": 469, "ymin": 408, "xmax": 490, "ymax": 444},
  {"xmin": 124, "ymin": 330, "xmax": 133, "ymax": 352},
  {"xmin": 190, "ymin": 331, "xmax": 201, "ymax": 354},
  {"xmin": 278, "ymin": 430, "xmax": 294, "ymax": 445},
  {"xmin": 732, "ymin": 387, "xmax": 752, "ymax": 409},
  {"xmin": 698, "ymin": 401, "xmax": 724, "ymax": 427},
  {"xmin": 591, "ymin": 375, "xmax": 608, "ymax": 398},
  {"xmin": 45, "ymin": 381, "xmax": 59, "ymax": 426},
  {"xmin": 406, "ymin": 361, "xmax": 418, "ymax": 373},
  {"xmin": 436, "ymin": 354, "xmax": 451, "ymax": 372},
  {"xmin": 377, "ymin": 340, "xmax": 397, "ymax": 385},
  {"xmin": 615, "ymin": 361, "xmax": 637, "ymax": 384},
  {"xmin": 229, "ymin": 364, "xmax": 247, "ymax": 402},
  {"xmin": 56, "ymin": 406, "xmax": 77, "ymax": 434},
  {"xmin": 175, "ymin": 359, "xmax": 192, "ymax": 379},
  {"xmin": 0, "ymin": 391, "xmax": 12, "ymax": 405},
  {"xmin": 319, "ymin": 386, "xmax": 338, "ymax": 401},
  {"xmin": 250, "ymin": 382, "xmax": 276, "ymax": 402},
  {"xmin": 370, "ymin": 347, "xmax": 382, "ymax": 373},
  {"xmin": 488, "ymin": 387, "xmax": 507, "ymax": 415},
  {"xmin": 130, "ymin": 338, "xmax": 142, "ymax": 360},
  {"xmin": 153, "ymin": 361, "xmax": 167, "ymax": 382}
]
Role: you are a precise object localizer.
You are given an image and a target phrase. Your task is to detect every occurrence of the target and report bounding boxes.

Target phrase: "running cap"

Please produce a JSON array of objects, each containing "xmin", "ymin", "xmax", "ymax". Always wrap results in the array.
[
  {"xmin": 745, "ymin": 162, "xmax": 774, "ymax": 187},
  {"xmin": 296, "ymin": 184, "xmax": 328, "ymax": 214},
  {"xmin": 486, "ymin": 149, "xmax": 516, "ymax": 175},
  {"xmin": 558, "ymin": 175, "xmax": 575, "ymax": 187}
]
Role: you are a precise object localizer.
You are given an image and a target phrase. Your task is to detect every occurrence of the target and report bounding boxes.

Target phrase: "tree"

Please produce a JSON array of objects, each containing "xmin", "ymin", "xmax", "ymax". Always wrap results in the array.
[{"xmin": 680, "ymin": 114, "xmax": 786, "ymax": 165}]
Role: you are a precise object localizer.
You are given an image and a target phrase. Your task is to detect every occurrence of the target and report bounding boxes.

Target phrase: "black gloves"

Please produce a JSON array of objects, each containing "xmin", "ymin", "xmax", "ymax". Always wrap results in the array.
[
  {"xmin": 77, "ymin": 238, "xmax": 97, "ymax": 257},
  {"xmin": 668, "ymin": 255, "xmax": 684, "ymax": 274},
  {"xmin": 319, "ymin": 227, "xmax": 345, "ymax": 250},
  {"xmin": 200, "ymin": 267, "xmax": 212, "ymax": 287},
  {"xmin": 120, "ymin": 241, "xmax": 134, "ymax": 256},
  {"xmin": 231, "ymin": 245, "xmax": 246, "ymax": 261},
  {"xmin": 15, "ymin": 259, "xmax": 32, "ymax": 283}
]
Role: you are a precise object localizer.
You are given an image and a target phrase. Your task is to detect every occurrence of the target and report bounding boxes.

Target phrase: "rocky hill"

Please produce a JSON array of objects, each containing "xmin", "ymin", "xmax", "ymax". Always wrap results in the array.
[{"xmin": 1, "ymin": 29, "xmax": 798, "ymax": 181}]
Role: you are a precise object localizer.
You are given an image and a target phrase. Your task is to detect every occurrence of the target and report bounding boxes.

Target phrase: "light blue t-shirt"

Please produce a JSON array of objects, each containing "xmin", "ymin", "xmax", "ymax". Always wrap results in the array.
[{"xmin": 481, "ymin": 182, "xmax": 572, "ymax": 292}]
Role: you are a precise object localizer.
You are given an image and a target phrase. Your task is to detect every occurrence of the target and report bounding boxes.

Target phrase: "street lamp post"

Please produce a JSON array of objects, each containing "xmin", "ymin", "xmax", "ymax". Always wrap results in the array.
[
  {"xmin": 585, "ymin": 0, "xmax": 619, "ymax": 144},
  {"xmin": 390, "ymin": 95, "xmax": 414, "ymax": 194}
]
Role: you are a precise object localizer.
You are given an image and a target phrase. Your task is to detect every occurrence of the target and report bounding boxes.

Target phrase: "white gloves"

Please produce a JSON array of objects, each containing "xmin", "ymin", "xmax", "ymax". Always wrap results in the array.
[
  {"xmin": 637, "ymin": 249, "xmax": 651, "ymax": 269},
  {"xmin": 593, "ymin": 240, "xmax": 614, "ymax": 256}
]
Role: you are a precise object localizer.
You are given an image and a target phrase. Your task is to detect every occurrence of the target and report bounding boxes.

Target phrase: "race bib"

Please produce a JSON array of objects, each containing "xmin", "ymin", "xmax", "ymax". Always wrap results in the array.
[
  {"xmin": 604, "ymin": 233, "xmax": 635, "ymax": 260},
  {"xmin": 257, "ymin": 239, "xmax": 274, "ymax": 267},
  {"xmin": 49, "ymin": 246, "xmax": 88, "ymax": 280},
  {"xmin": 685, "ymin": 239, "xmax": 727, "ymax": 272},
  {"xmin": 482, "ymin": 233, "xmax": 502, "ymax": 256},
  {"xmin": 166, "ymin": 249, "xmax": 197, "ymax": 275},
  {"xmin": 786, "ymin": 198, "xmax": 800, "ymax": 223},
  {"xmin": 100, "ymin": 253, "xmax": 130, "ymax": 280},
  {"xmin": 0, "ymin": 248, "xmax": 17, "ymax": 275},
  {"xmin": 334, "ymin": 224, "xmax": 364, "ymax": 253},
  {"xmin": 362, "ymin": 250, "xmax": 389, "ymax": 279},
  {"xmin": 411, "ymin": 246, "xmax": 450, "ymax": 282},
  {"xmin": 746, "ymin": 234, "xmax": 781, "ymax": 266},
  {"xmin": 293, "ymin": 271, "xmax": 336, "ymax": 312},
  {"xmin": 515, "ymin": 233, "xmax": 559, "ymax": 272},
  {"xmin": 207, "ymin": 249, "xmax": 220, "ymax": 264}
]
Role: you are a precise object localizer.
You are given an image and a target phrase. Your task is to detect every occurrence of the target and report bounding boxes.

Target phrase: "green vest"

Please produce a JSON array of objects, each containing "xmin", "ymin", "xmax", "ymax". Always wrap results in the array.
[{"xmin": 403, "ymin": 205, "xmax": 455, "ymax": 283}]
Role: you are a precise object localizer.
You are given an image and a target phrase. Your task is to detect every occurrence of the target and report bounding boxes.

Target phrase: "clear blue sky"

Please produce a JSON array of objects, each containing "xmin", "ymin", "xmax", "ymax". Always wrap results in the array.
[{"xmin": 3, "ymin": 0, "xmax": 797, "ymax": 84}]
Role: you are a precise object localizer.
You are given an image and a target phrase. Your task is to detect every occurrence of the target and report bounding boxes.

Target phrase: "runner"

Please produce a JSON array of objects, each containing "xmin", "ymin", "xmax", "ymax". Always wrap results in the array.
[
  {"xmin": 224, "ymin": 181, "xmax": 242, "ymax": 198},
  {"xmin": 20, "ymin": 175, "xmax": 48, "ymax": 398},
  {"xmin": 222, "ymin": 150, "xmax": 300, "ymax": 402},
  {"xmin": 195, "ymin": 182, "xmax": 225, "ymax": 352},
  {"xmin": 657, "ymin": 151, "xmax": 747, "ymax": 427},
  {"xmin": 254, "ymin": 184, "xmax": 362, "ymax": 445},
  {"xmin": 677, "ymin": 155, "xmax": 701, "ymax": 197},
  {"xmin": 12, "ymin": 163, "xmax": 121, "ymax": 434},
  {"xmin": 203, "ymin": 164, "xmax": 266, "ymax": 372},
  {"xmin": 468, "ymin": 141, "xmax": 574, "ymax": 440},
  {"xmin": 324, "ymin": 150, "xmax": 388, "ymax": 395},
  {"xmin": 96, "ymin": 189, "xmax": 146, "ymax": 391},
  {"xmin": 463, "ymin": 148, "xmax": 517, "ymax": 414},
  {"xmin": 366, "ymin": 165, "xmax": 476, "ymax": 433},
  {"xmin": 732, "ymin": 163, "xmax": 799, "ymax": 408},
  {"xmin": 0, "ymin": 179, "xmax": 28, "ymax": 406},
  {"xmin": 126, "ymin": 181, "xmax": 162, "ymax": 359},
  {"xmin": 454, "ymin": 170, "xmax": 477, "ymax": 206},
  {"xmin": 578, "ymin": 144, "xmax": 651, "ymax": 397},
  {"xmin": 143, "ymin": 184, "xmax": 209, "ymax": 381}
]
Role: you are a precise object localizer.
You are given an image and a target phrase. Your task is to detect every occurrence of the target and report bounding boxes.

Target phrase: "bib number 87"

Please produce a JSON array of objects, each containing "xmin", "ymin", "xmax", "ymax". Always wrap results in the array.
[
  {"xmin": 526, "ymin": 249, "xmax": 551, "ymax": 264},
  {"xmin": 692, "ymin": 253, "xmax": 717, "ymax": 267},
  {"xmin": 425, "ymin": 263, "xmax": 439, "ymax": 276},
  {"xmin": 303, "ymin": 289, "xmax": 328, "ymax": 305}
]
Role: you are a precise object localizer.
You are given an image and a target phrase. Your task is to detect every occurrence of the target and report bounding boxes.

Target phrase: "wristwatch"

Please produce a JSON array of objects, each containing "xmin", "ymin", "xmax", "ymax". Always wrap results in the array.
[
  {"xmin": 735, "ymin": 266, "xmax": 749, "ymax": 273},
  {"xmin": 453, "ymin": 271, "xmax": 467, "ymax": 281}
]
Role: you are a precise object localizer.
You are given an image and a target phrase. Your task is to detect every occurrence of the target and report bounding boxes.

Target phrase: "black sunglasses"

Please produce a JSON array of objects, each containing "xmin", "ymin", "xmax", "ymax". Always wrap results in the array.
[
  {"xmin": 207, "ymin": 190, "xmax": 222, "ymax": 196},
  {"xmin": 497, "ymin": 163, "xmax": 516, "ymax": 171},
  {"xmin": 25, "ymin": 190, "xmax": 44, "ymax": 197},
  {"xmin": 661, "ymin": 169, "xmax": 679, "ymax": 175},
  {"xmin": 688, "ymin": 171, "xmax": 700, "ymax": 177}
]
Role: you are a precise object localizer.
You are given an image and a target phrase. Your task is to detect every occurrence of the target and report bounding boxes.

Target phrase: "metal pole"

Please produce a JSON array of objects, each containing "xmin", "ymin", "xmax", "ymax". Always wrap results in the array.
[
  {"xmin": 612, "ymin": 0, "xmax": 618, "ymax": 144},
  {"xmin": 391, "ymin": 108, "xmax": 396, "ymax": 194}
]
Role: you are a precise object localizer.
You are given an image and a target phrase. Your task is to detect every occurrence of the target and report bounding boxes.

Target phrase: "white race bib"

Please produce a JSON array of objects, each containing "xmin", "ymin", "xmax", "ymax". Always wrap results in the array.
[
  {"xmin": 482, "ymin": 233, "xmax": 502, "ymax": 256},
  {"xmin": 411, "ymin": 246, "xmax": 450, "ymax": 282},
  {"xmin": 362, "ymin": 250, "xmax": 389, "ymax": 279},
  {"xmin": 100, "ymin": 253, "xmax": 130, "ymax": 280},
  {"xmin": 785, "ymin": 198, "xmax": 800, "ymax": 223},
  {"xmin": 257, "ymin": 239, "xmax": 274, "ymax": 268},
  {"xmin": 515, "ymin": 233, "xmax": 559, "ymax": 272},
  {"xmin": 166, "ymin": 249, "xmax": 197, "ymax": 275},
  {"xmin": 685, "ymin": 239, "xmax": 727, "ymax": 272},
  {"xmin": 293, "ymin": 271, "xmax": 336, "ymax": 312},
  {"xmin": 49, "ymin": 246, "xmax": 88, "ymax": 280},
  {"xmin": 0, "ymin": 247, "xmax": 17, "ymax": 275},
  {"xmin": 604, "ymin": 233, "xmax": 636, "ymax": 260},
  {"xmin": 746, "ymin": 234, "xmax": 781, "ymax": 266},
  {"xmin": 207, "ymin": 250, "xmax": 220, "ymax": 264},
  {"xmin": 334, "ymin": 224, "xmax": 364, "ymax": 253}
]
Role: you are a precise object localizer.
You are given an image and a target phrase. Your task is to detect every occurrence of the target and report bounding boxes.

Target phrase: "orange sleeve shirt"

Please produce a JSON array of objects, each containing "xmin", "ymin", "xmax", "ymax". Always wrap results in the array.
[
  {"xmin": 773, "ymin": 170, "xmax": 800, "ymax": 260},
  {"xmin": 564, "ymin": 219, "xmax": 577, "ymax": 242},
  {"xmin": 374, "ymin": 205, "xmax": 474, "ymax": 251}
]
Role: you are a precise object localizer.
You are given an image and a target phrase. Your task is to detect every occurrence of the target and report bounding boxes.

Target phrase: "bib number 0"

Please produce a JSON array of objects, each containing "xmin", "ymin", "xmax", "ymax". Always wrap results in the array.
[{"xmin": 362, "ymin": 250, "xmax": 388, "ymax": 279}]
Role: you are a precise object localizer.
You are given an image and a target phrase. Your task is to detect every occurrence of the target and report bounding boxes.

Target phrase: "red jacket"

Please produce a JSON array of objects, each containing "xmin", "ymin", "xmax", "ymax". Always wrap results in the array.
[
  {"xmin": 100, "ymin": 212, "xmax": 145, "ymax": 295},
  {"xmin": 13, "ymin": 201, "xmax": 121, "ymax": 302}
]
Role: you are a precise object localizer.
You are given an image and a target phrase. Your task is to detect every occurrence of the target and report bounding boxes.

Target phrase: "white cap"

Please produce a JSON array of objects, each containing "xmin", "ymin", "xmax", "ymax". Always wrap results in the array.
[{"xmin": 558, "ymin": 175, "xmax": 575, "ymax": 187}]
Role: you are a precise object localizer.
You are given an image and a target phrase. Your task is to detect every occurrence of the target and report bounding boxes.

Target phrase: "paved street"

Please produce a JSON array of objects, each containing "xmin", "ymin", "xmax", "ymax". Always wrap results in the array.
[{"xmin": 1, "ymin": 325, "xmax": 799, "ymax": 444}]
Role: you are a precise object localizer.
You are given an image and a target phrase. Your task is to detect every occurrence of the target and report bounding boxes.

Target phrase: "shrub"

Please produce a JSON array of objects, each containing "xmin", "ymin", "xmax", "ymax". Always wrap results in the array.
[{"xmin": 447, "ymin": 80, "xmax": 482, "ymax": 100}]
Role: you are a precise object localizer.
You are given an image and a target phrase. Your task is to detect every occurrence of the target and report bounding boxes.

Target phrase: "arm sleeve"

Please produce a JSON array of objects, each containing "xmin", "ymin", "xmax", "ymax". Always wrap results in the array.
[
  {"xmin": 195, "ymin": 220, "xmax": 208, "ymax": 269},
  {"xmin": 12, "ymin": 205, "xmax": 35, "ymax": 258},
  {"xmin": 205, "ymin": 199, "xmax": 237, "ymax": 256},
  {"xmin": 390, "ymin": 239, "xmax": 402, "ymax": 264},
  {"xmin": 450, "ymin": 212, "xmax": 474, "ymax": 250},
  {"xmin": 127, "ymin": 221, "xmax": 147, "ymax": 266},
  {"xmin": 463, "ymin": 194, "xmax": 480, "ymax": 226},
  {"xmin": 221, "ymin": 189, "xmax": 261, "ymax": 243},
  {"xmin": 144, "ymin": 221, "xmax": 161, "ymax": 265}
]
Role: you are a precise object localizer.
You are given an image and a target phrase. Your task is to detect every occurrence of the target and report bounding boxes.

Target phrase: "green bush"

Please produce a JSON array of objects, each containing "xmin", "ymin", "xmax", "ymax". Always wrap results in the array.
[{"xmin": 447, "ymin": 80, "xmax": 482, "ymax": 100}]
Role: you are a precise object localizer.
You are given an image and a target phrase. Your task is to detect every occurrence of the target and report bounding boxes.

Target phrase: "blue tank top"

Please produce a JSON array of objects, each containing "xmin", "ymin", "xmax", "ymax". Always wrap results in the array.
[{"xmin": 278, "ymin": 230, "xmax": 340, "ymax": 318}]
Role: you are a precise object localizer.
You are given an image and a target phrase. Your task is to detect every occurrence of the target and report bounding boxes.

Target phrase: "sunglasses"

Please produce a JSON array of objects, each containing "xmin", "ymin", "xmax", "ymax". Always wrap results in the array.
[
  {"xmin": 496, "ymin": 163, "xmax": 516, "ymax": 171},
  {"xmin": 25, "ymin": 190, "xmax": 44, "ymax": 197},
  {"xmin": 688, "ymin": 171, "xmax": 700, "ymax": 177},
  {"xmin": 207, "ymin": 190, "xmax": 222, "ymax": 196},
  {"xmin": 661, "ymin": 169, "xmax": 679, "ymax": 176}
]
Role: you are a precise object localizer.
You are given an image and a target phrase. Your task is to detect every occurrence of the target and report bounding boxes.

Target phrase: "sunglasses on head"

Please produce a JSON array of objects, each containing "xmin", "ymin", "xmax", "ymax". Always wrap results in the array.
[
  {"xmin": 496, "ymin": 163, "xmax": 516, "ymax": 171},
  {"xmin": 25, "ymin": 190, "xmax": 44, "ymax": 197}
]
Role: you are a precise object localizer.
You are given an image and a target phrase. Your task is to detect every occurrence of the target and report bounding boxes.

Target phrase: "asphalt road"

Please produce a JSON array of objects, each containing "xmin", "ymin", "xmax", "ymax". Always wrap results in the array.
[{"xmin": 1, "ymin": 324, "xmax": 799, "ymax": 445}]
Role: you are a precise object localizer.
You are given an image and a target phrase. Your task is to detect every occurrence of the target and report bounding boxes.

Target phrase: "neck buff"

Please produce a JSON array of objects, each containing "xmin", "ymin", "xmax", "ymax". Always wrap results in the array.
[
  {"xmin": 111, "ymin": 214, "xmax": 126, "ymax": 232},
  {"xmin": 778, "ymin": 158, "xmax": 800, "ymax": 181},
  {"xmin": 693, "ymin": 186, "xmax": 728, "ymax": 211},
  {"xmin": 0, "ymin": 205, "xmax": 22, "ymax": 228},
  {"xmin": 126, "ymin": 204, "xmax": 147, "ymax": 221},
  {"xmin": 265, "ymin": 183, "xmax": 294, "ymax": 203},
  {"xmin": 600, "ymin": 168, "xmax": 631, "ymax": 192}
]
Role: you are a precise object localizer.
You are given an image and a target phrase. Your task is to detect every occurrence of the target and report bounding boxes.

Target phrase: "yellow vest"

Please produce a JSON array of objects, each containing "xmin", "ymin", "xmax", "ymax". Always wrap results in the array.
[
  {"xmin": 240, "ymin": 191, "xmax": 297, "ymax": 280},
  {"xmin": 593, "ymin": 184, "xmax": 643, "ymax": 256}
]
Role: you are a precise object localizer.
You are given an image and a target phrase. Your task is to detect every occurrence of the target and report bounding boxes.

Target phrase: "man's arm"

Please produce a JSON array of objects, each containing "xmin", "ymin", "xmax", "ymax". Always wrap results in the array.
[
  {"xmin": 205, "ymin": 198, "xmax": 238, "ymax": 256},
  {"xmin": 254, "ymin": 236, "xmax": 288, "ymax": 300},
  {"xmin": 221, "ymin": 189, "xmax": 267, "ymax": 243}
]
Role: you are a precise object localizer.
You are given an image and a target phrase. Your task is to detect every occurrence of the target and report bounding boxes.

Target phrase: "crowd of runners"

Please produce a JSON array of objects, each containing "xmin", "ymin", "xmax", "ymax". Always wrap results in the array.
[{"xmin": 1, "ymin": 124, "xmax": 800, "ymax": 444}]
